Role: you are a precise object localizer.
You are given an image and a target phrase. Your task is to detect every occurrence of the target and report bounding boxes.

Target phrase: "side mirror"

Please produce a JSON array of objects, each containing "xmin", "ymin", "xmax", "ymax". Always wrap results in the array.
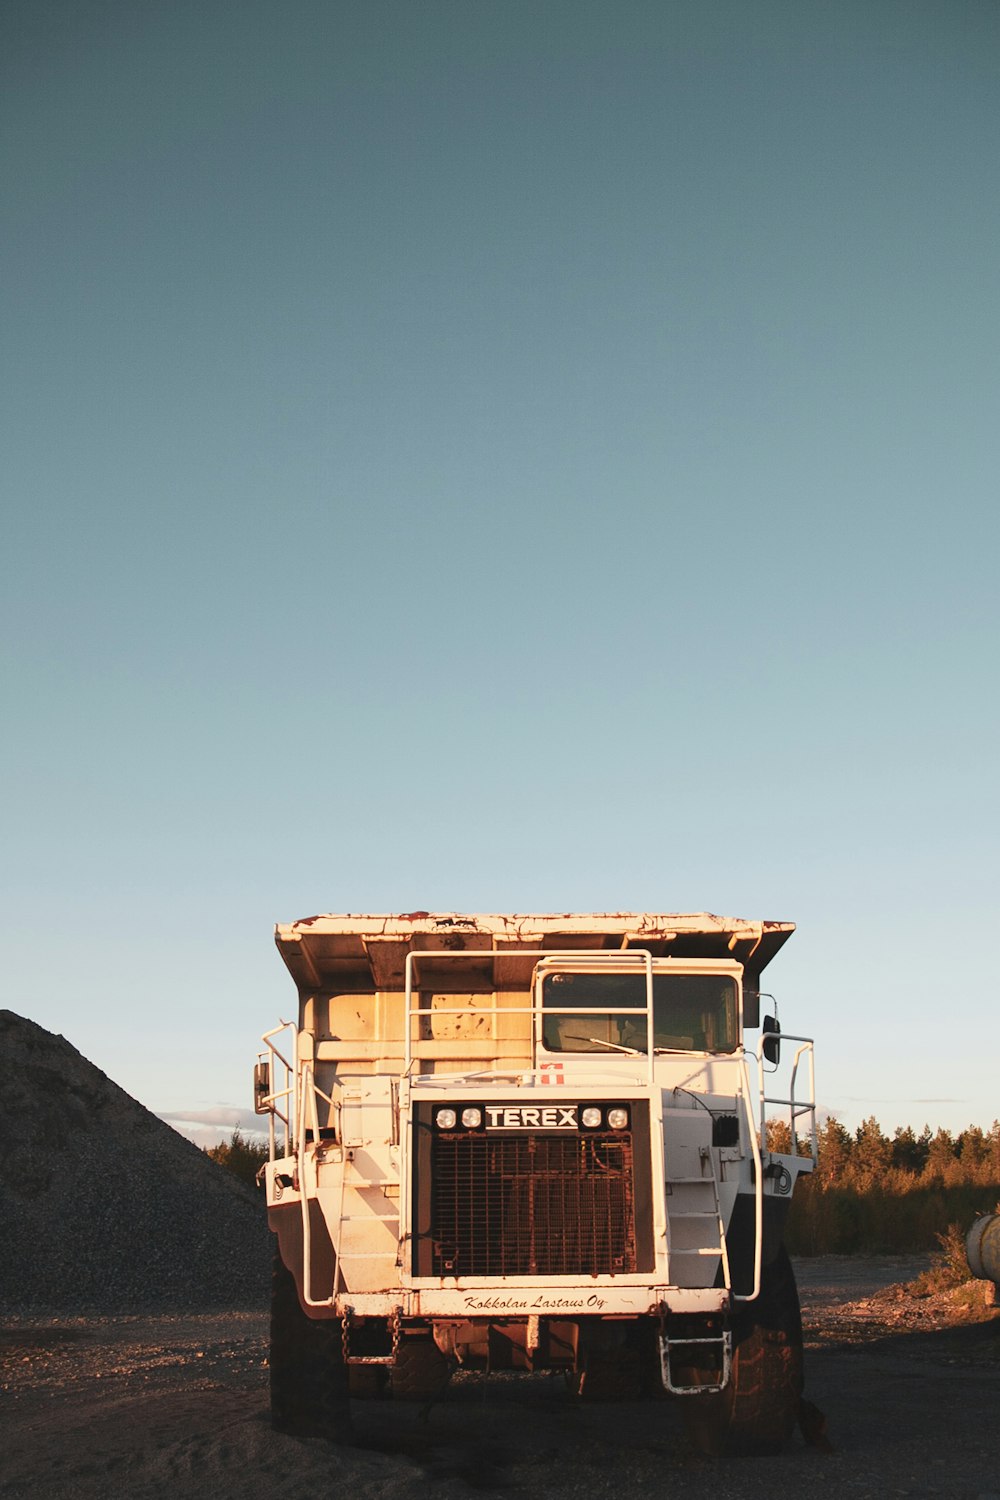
[
  {"xmin": 253, "ymin": 1060, "xmax": 272, "ymax": 1114},
  {"xmin": 762, "ymin": 1015, "xmax": 781, "ymax": 1066}
]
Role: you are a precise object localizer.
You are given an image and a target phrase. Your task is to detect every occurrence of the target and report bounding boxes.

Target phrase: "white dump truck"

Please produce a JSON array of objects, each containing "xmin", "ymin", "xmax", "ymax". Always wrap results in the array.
[{"xmin": 255, "ymin": 912, "xmax": 816, "ymax": 1451}]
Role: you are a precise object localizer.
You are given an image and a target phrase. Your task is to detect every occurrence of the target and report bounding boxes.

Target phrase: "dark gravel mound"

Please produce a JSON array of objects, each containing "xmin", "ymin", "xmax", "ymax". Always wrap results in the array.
[{"xmin": 0, "ymin": 1011, "xmax": 272, "ymax": 1314}]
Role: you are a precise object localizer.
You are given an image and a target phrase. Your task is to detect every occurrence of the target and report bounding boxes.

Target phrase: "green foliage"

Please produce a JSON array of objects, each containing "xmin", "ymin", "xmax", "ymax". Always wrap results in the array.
[
  {"xmin": 891, "ymin": 1125, "xmax": 928, "ymax": 1175},
  {"xmin": 203, "ymin": 1128, "xmax": 268, "ymax": 1190},
  {"xmin": 911, "ymin": 1223, "xmax": 973, "ymax": 1295},
  {"xmin": 783, "ymin": 1115, "xmax": 1000, "ymax": 1256}
]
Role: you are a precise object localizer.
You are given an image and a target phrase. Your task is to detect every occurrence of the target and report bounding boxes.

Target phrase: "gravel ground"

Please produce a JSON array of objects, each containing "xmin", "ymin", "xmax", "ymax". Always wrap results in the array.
[{"xmin": 3, "ymin": 1259, "xmax": 1000, "ymax": 1500}]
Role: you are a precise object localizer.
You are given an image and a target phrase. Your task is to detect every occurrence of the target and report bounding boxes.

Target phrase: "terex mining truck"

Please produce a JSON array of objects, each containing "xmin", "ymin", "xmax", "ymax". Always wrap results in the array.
[{"xmin": 255, "ymin": 912, "xmax": 817, "ymax": 1451}]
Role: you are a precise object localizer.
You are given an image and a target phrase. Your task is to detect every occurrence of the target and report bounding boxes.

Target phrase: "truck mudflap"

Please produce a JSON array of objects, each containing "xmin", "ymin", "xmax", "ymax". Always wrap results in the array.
[{"xmin": 724, "ymin": 1193, "xmax": 792, "ymax": 1297}]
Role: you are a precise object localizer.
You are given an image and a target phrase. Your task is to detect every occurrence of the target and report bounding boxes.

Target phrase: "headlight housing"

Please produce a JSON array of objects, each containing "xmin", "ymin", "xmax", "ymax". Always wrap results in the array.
[
  {"xmin": 461, "ymin": 1107, "xmax": 482, "ymax": 1128},
  {"xmin": 581, "ymin": 1106, "xmax": 603, "ymax": 1128},
  {"xmin": 435, "ymin": 1107, "xmax": 457, "ymax": 1130},
  {"xmin": 607, "ymin": 1106, "xmax": 629, "ymax": 1130}
]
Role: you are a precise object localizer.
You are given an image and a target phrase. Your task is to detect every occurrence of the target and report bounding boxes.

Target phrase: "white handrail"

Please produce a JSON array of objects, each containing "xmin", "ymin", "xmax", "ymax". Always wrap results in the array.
[
  {"xmin": 402, "ymin": 947, "xmax": 657, "ymax": 1084},
  {"xmin": 297, "ymin": 1060, "xmax": 338, "ymax": 1309},
  {"xmin": 756, "ymin": 1033, "xmax": 817, "ymax": 1165},
  {"xmin": 734, "ymin": 1052, "xmax": 763, "ymax": 1302},
  {"xmin": 260, "ymin": 1020, "xmax": 297, "ymax": 1157}
]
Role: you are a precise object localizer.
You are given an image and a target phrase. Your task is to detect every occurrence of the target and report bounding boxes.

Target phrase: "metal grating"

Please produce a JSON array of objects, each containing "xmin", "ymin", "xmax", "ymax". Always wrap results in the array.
[{"xmin": 428, "ymin": 1132, "xmax": 636, "ymax": 1277}]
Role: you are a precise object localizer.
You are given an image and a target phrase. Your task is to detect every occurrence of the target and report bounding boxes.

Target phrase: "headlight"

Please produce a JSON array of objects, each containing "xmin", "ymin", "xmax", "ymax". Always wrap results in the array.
[
  {"xmin": 581, "ymin": 1106, "xmax": 603, "ymax": 1128},
  {"xmin": 607, "ymin": 1107, "xmax": 629, "ymax": 1130},
  {"xmin": 461, "ymin": 1107, "xmax": 482, "ymax": 1128},
  {"xmin": 435, "ymin": 1108, "xmax": 457, "ymax": 1130}
]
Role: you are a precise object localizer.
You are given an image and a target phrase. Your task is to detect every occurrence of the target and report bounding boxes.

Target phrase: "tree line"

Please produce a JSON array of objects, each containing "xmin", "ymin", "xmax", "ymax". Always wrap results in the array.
[
  {"xmin": 772, "ymin": 1115, "xmax": 1000, "ymax": 1255},
  {"xmin": 203, "ymin": 1129, "xmax": 268, "ymax": 1190}
]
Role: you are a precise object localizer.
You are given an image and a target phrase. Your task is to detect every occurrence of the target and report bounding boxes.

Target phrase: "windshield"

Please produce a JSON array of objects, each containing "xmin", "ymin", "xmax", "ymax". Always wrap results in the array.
[{"xmin": 541, "ymin": 971, "xmax": 739, "ymax": 1055}]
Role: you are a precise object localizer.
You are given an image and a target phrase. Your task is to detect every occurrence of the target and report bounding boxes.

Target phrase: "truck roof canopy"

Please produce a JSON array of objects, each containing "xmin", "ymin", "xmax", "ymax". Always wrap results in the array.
[{"xmin": 274, "ymin": 912, "xmax": 793, "ymax": 995}]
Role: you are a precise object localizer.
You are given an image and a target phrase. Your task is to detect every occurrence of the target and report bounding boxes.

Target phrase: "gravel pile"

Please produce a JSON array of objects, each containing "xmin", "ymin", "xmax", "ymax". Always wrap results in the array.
[{"xmin": 0, "ymin": 1011, "xmax": 272, "ymax": 1314}]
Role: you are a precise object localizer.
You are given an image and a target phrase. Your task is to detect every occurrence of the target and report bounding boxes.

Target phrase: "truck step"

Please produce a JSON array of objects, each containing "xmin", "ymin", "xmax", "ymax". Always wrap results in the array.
[{"xmin": 659, "ymin": 1329, "xmax": 732, "ymax": 1395}]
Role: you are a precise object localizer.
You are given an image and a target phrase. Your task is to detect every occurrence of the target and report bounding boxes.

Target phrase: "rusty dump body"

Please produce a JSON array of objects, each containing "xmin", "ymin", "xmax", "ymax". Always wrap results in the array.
[{"xmin": 257, "ymin": 912, "xmax": 816, "ymax": 1440}]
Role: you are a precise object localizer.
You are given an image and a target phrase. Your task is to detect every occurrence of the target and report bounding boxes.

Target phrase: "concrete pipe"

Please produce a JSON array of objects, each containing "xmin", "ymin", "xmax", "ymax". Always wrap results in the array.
[{"xmin": 966, "ymin": 1213, "xmax": 1000, "ymax": 1283}]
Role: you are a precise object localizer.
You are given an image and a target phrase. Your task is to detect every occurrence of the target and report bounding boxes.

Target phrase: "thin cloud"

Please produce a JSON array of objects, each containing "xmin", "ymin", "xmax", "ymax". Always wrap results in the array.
[
  {"xmin": 160, "ymin": 1107, "xmax": 244, "ymax": 1127},
  {"xmin": 157, "ymin": 1105, "xmax": 265, "ymax": 1144}
]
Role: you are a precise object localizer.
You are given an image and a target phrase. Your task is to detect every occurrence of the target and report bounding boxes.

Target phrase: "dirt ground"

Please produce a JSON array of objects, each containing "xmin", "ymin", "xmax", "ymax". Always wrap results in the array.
[{"xmin": 3, "ymin": 1258, "xmax": 1000, "ymax": 1500}]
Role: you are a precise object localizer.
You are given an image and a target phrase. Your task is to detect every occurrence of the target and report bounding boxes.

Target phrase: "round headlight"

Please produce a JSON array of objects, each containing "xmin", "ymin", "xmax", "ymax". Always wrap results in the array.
[
  {"xmin": 461, "ymin": 1107, "xmax": 482, "ymax": 1128},
  {"xmin": 581, "ymin": 1106, "xmax": 603, "ymax": 1128},
  {"xmin": 435, "ymin": 1108, "xmax": 457, "ymax": 1130},
  {"xmin": 607, "ymin": 1107, "xmax": 629, "ymax": 1130}
]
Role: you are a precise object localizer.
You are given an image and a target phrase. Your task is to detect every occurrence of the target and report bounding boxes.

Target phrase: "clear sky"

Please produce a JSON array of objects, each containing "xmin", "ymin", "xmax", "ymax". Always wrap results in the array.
[{"xmin": 3, "ymin": 1, "xmax": 998, "ymax": 1146}]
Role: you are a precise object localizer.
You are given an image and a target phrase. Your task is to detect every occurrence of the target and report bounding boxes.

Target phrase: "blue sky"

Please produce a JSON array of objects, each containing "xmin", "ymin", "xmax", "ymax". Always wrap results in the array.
[{"xmin": 3, "ymin": 1, "xmax": 998, "ymax": 1145}]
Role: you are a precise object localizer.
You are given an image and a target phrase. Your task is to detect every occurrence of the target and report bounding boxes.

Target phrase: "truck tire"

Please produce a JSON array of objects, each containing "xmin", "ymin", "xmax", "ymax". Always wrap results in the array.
[
  {"xmin": 683, "ymin": 1246, "xmax": 803, "ymax": 1457},
  {"xmin": 269, "ymin": 1252, "xmax": 352, "ymax": 1440},
  {"xmin": 389, "ymin": 1336, "xmax": 451, "ymax": 1402},
  {"xmin": 348, "ymin": 1365, "xmax": 388, "ymax": 1399}
]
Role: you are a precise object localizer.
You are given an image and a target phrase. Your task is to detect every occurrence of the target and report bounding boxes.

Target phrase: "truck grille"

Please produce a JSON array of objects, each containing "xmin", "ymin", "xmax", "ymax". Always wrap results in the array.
[{"xmin": 428, "ymin": 1132, "xmax": 637, "ymax": 1277}]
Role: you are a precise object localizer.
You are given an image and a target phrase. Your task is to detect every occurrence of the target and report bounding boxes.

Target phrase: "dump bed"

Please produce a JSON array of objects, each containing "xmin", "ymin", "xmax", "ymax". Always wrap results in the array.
[{"xmin": 275, "ymin": 911, "xmax": 794, "ymax": 994}]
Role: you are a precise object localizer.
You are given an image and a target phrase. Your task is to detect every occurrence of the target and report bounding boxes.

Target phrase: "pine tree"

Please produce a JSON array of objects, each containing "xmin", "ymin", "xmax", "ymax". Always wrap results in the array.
[
  {"xmin": 852, "ymin": 1115, "xmax": 891, "ymax": 1183},
  {"xmin": 815, "ymin": 1115, "xmax": 852, "ymax": 1186},
  {"xmin": 923, "ymin": 1127, "xmax": 958, "ymax": 1184},
  {"xmin": 891, "ymin": 1124, "xmax": 926, "ymax": 1175}
]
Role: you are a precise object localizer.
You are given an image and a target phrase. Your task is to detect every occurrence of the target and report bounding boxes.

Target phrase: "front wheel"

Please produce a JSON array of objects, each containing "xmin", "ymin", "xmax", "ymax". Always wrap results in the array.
[
  {"xmin": 683, "ymin": 1246, "xmax": 803, "ymax": 1457},
  {"xmin": 389, "ymin": 1336, "xmax": 452, "ymax": 1402},
  {"xmin": 269, "ymin": 1252, "xmax": 352, "ymax": 1440}
]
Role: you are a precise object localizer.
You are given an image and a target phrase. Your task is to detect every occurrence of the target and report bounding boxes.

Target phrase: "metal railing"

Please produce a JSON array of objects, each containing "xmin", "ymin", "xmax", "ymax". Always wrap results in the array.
[
  {"xmin": 756, "ymin": 1033, "xmax": 817, "ymax": 1165},
  {"xmin": 736, "ymin": 1052, "xmax": 765, "ymax": 1301},
  {"xmin": 402, "ymin": 948, "xmax": 657, "ymax": 1084},
  {"xmin": 258, "ymin": 1021, "xmax": 296, "ymax": 1157}
]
